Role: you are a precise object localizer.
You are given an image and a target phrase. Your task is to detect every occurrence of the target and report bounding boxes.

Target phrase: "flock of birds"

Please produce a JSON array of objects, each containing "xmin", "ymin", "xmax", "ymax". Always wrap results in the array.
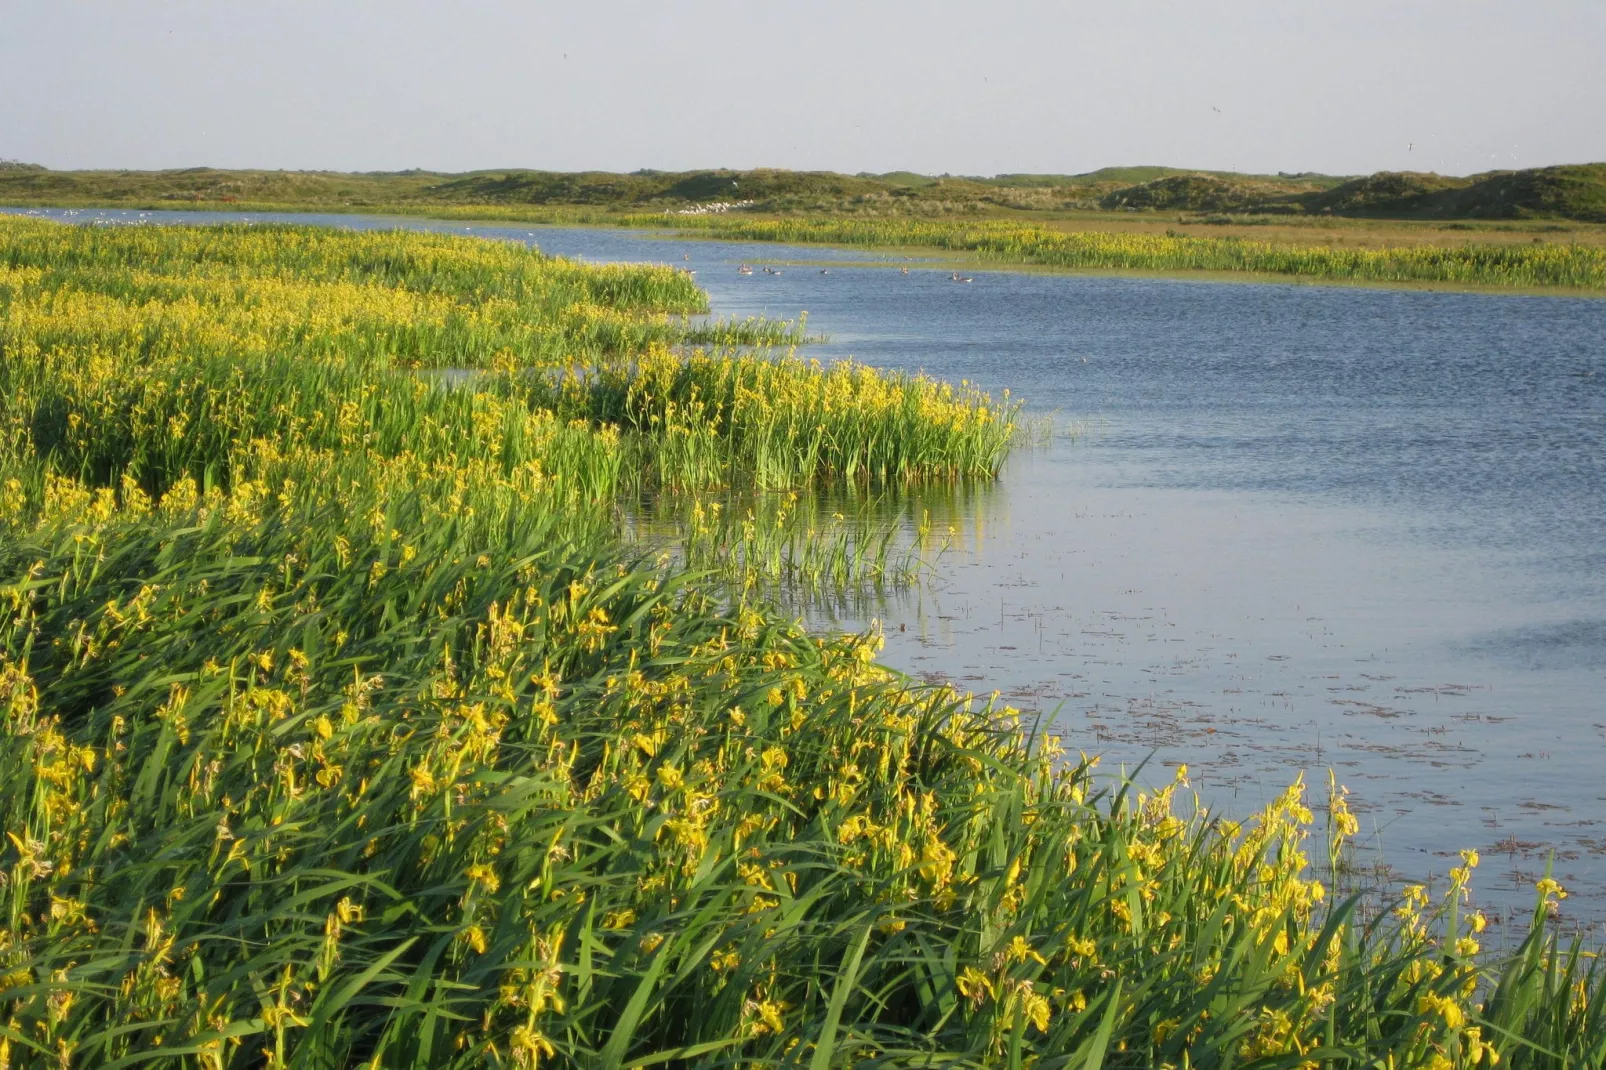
[
  {"xmin": 678, "ymin": 249, "xmax": 973, "ymax": 282},
  {"xmin": 679, "ymin": 250, "xmax": 973, "ymax": 283},
  {"xmin": 718, "ymin": 257, "xmax": 969, "ymax": 282},
  {"xmin": 669, "ymin": 249, "xmax": 1597, "ymax": 379}
]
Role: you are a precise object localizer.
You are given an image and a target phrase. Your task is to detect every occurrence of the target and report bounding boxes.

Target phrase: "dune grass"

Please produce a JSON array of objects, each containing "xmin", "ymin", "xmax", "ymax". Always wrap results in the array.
[
  {"xmin": 0, "ymin": 214, "xmax": 1600, "ymax": 1068},
  {"xmin": 640, "ymin": 215, "xmax": 1606, "ymax": 291}
]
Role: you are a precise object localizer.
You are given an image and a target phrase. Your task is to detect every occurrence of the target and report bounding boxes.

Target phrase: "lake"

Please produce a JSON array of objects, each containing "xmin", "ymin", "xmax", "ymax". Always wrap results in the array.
[{"xmin": 8, "ymin": 206, "xmax": 1605, "ymax": 936}]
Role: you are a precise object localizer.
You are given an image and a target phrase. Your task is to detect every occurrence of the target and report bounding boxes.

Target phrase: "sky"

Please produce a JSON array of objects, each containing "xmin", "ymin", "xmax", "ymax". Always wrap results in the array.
[{"xmin": 3, "ymin": 1, "xmax": 1603, "ymax": 178}]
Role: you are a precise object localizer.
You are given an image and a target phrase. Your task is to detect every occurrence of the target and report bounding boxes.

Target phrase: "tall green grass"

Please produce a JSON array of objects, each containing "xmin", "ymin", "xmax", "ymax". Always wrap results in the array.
[
  {"xmin": 505, "ymin": 347, "xmax": 1019, "ymax": 488},
  {"xmin": 1, "ymin": 487, "xmax": 1599, "ymax": 1066}
]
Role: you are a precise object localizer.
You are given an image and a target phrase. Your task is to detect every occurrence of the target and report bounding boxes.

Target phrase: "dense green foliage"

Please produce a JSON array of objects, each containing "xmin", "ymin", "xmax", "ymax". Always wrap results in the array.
[
  {"xmin": 1296, "ymin": 165, "xmax": 1606, "ymax": 222},
  {"xmin": 0, "ymin": 216, "xmax": 1600, "ymax": 1068},
  {"xmin": 1099, "ymin": 175, "xmax": 1275, "ymax": 213}
]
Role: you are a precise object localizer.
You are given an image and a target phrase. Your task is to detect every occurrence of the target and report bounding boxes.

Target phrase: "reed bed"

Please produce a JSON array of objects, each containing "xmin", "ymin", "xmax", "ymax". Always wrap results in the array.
[
  {"xmin": 506, "ymin": 346, "xmax": 1019, "ymax": 489},
  {"xmin": 641, "ymin": 216, "xmax": 1606, "ymax": 290},
  {"xmin": 0, "ymin": 214, "xmax": 1600, "ymax": 1068},
  {"xmin": 0, "ymin": 484, "xmax": 1599, "ymax": 1066},
  {"xmin": 0, "ymin": 216, "xmax": 801, "ymax": 373}
]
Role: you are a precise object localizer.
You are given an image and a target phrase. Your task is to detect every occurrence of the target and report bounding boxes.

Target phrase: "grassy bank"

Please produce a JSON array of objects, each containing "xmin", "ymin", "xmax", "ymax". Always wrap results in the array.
[
  {"xmin": 0, "ymin": 214, "xmax": 1600, "ymax": 1067},
  {"xmin": 635, "ymin": 215, "xmax": 1606, "ymax": 291}
]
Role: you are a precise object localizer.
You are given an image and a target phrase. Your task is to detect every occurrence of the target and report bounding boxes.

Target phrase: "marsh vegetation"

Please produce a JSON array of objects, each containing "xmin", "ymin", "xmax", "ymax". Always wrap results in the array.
[
  {"xmin": 645, "ymin": 216, "xmax": 1606, "ymax": 291},
  {"xmin": 0, "ymin": 216, "xmax": 1600, "ymax": 1067}
]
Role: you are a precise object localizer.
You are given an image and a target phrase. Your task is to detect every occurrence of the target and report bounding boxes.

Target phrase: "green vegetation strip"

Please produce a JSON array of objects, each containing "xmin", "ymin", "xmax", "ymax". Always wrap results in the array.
[
  {"xmin": 639, "ymin": 215, "xmax": 1606, "ymax": 290},
  {"xmin": 0, "ymin": 215, "xmax": 1600, "ymax": 1067},
  {"xmin": 5, "ymin": 161, "xmax": 1606, "ymax": 222}
]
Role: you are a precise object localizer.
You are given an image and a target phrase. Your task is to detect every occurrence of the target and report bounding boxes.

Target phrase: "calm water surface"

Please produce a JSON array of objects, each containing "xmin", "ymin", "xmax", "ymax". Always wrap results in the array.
[{"xmin": 11, "ymin": 208, "xmax": 1606, "ymax": 934}]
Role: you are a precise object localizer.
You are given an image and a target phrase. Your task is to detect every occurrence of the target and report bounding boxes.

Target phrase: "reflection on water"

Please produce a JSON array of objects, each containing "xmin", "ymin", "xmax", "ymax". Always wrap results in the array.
[{"xmin": 10, "ymin": 206, "xmax": 1605, "ymax": 935}]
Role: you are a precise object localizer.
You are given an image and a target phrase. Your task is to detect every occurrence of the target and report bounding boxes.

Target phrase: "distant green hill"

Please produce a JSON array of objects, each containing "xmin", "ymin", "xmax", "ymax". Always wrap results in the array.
[
  {"xmin": 419, "ymin": 168, "xmax": 892, "ymax": 206},
  {"xmin": 1099, "ymin": 173, "xmax": 1324, "ymax": 212},
  {"xmin": 1296, "ymin": 171, "xmax": 1470, "ymax": 215},
  {"xmin": 1296, "ymin": 164, "xmax": 1606, "ymax": 221},
  {"xmin": 1096, "ymin": 164, "xmax": 1606, "ymax": 222},
  {"xmin": 1, "ymin": 162, "xmax": 1601, "ymax": 222}
]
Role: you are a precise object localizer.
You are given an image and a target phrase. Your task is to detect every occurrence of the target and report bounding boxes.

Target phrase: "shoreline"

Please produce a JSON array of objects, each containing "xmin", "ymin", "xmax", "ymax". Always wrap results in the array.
[
  {"xmin": 7, "ymin": 202, "xmax": 1606, "ymax": 299},
  {"xmin": 639, "ymin": 230, "xmax": 1606, "ymax": 299}
]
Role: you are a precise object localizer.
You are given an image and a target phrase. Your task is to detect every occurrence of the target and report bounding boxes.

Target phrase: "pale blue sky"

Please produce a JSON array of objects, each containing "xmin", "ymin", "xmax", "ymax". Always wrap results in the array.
[{"xmin": 3, "ymin": 1, "xmax": 1602, "ymax": 177}]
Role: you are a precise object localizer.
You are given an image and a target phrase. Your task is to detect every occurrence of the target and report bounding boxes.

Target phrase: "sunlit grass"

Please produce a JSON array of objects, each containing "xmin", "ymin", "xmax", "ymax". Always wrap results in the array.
[
  {"xmin": 0, "ymin": 214, "xmax": 1599, "ymax": 1067},
  {"xmin": 0, "ymin": 215, "xmax": 802, "ymax": 372},
  {"xmin": 505, "ymin": 346, "xmax": 1019, "ymax": 489},
  {"xmin": 642, "ymin": 215, "xmax": 1606, "ymax": 290}
]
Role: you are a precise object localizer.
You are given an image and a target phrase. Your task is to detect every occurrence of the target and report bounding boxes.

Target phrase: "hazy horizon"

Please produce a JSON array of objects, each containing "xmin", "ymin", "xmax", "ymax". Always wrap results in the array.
[
  {"xmin": 4, "ymin": 1, "xmax": 1603, "ymax": 179},
  {"xmin": 12, "ymin": 161, "xmax": 1606, "ymax": 181}
]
